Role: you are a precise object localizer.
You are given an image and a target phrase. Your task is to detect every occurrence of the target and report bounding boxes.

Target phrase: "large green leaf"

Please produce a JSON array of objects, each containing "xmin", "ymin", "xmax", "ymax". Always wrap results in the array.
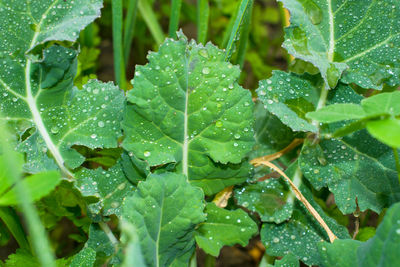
[
  {"xmin": 319, "ymin": 202, "xmax": 400, "ymax": 267},
  {"xmin": 122, "ymin": 33, "xmax": 254, "ymax": 194},
  {"xmin": 194, "ymin": 203, "xmax": 258, "ymax": 256},
  {"xmin": 256, "ymin": 71, "xmax": 319, "ymax": 132},
  {"xmin": 122, "ymin": 173, "xmax": 205, "ymax": 267},
  {"xmin": 280, "ymin": 0, "xmax": 400, "ymax": 89},
  {"xmin": 299, "ymin": 130, "xmax": 400, "ymax": 214},
  {"xmin": 0, "ymin": 0, "xmax": 125, "ymax": 176},
  {"xmin": 366, "ymin": 118, "xmax": 400, "ymax": 148}
]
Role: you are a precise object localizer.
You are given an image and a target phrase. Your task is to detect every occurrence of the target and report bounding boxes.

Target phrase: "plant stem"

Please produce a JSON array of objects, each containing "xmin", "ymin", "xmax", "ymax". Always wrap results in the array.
[
  {"xmin": 99, "ymin": 221, "xmax": 119, "ymax": 246},
  {"xmin": 169, "ymin": 0, "xmax": 182, "ymax": 38},
  {"xmin": 393, "ymin": 147, "xmax": 400, "ymax": 184},
  {"xmin": 112, "ymin": 0, "xmax": 127, "ymax": 89},
  {"xmin": 313, "ymin": 83, "xmax": 329, "ymax": 128},
  {"xmin": 224, "ymin": 0, "xmax": 254, "ymax": 61},
  {"xmin": 197, "ymin": 0, "xmax": 209, "ymax": 44},
  {"xmin": 252, "ymin": 160, "xmax": 338, "ymax": 242},
  {"xmin": 138, "ymin": 0, "xmax": 164, "ymax": 45},
  {"xmin": 124, "ymin": 0, "xmax": 139, "ymax": 64},
  {"xmin": 0, "ymin": 124, "xmax": 55, "ymax": 266}
]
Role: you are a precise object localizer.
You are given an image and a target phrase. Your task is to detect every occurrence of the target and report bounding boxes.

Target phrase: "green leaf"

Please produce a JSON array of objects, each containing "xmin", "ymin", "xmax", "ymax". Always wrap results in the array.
[
  {"xmin": 257, "ymin": 71, "xmax": 319, "ymax": 132},
  {"xmin": 5, "ymin": 249, "xmax": 39, "ymax": 267},
  {"xmin": 261, "ymin": 166, "xmax": 349, "ymax": 266},
  {"xmin": 299, "ymin": 131, "xmax": 400, "ymax": 214},
  {"xmin": 361, "ymin": 91, "xmax": 400, "ymax": 116},
  {"xmin": 318, "ymin": 239, "xmax": 361, "ymax": 267},
  {"xmin": 86, "ymin": 224, "xmax": 117, "ymax": 266},
  {"xmin": 75, "ymin": 163, "xmax": 135, "ymax": 217},
  {"xmin": 279, "ymin": 0, "xmax": 400, "ymax": 89},
  {"xmin": 119, "ymin": 222, "xmax": 146, "ymax": 267},
  {"xmin": 306, "ymin": 103, "xmax": 367, "ymax": 123},
  {"xmin": 272, "ymin": 253, "xmax": 299, "ymax": 267},
  {"xmin": 122, "ymin": 173, "xmax": 206, "ymax": 267},
  {"xmin": 250, "ymin": 101, "xmax": 296, "ymax": 159},
  {"xmin": 122, "ymin": 33, "xmax": 254, "ymax": 194},
  {"xmin": 70, "ymin": 247, "xmax": 96, "ymax": 267},
  {"xmin": 319, "ymin": 202, "xmax": 400, "ymax": 267},
  {"xmin": 0, "ymin": 0, "xmax": 123, "ymax": 176},
  {"xmin": 194, "ymin": 203, "xmax": 258, "ymax": 256},
  {"xmin": 0, "ymin": 169, "xmax": 61, "ymax": 206},
  {"xmin": 366, "ymin": 118, "xmax": 400, "ymax": 148},
  {"xmin": 234, "ymin": 179, "xmax": 294, "ymax": 223}
]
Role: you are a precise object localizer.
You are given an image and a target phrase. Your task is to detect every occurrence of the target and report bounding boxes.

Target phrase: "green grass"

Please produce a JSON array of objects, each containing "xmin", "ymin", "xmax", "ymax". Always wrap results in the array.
[
  {"xmin": 197, "ymin": 0, "xmax": 209, "ymax": 44},
  {"xmin": 169, "ymin": 0, "xmax": 182, "ymax": 38},
  {"xmin": 112, "ymin": 0, "xmax": 127, "ymax": 89}
]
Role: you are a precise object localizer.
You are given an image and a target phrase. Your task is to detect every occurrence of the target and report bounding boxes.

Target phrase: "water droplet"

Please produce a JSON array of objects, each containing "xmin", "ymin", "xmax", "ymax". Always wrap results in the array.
[
  {"xmin": 98, "ymin": 121, "xmax": 105, "ymax": 127},
  {"xmin": 199, "ymin": 49, "xmax": 208, "ymax": 58},
  {"xmin": 234, "ymin": 134, "xmax": 241, "ymax": 139},
  {"xmin": 91, "ymin": 134, "xmax": 97, "ymax": 139},
  {"xmin": 144, "ymin": 151, "xmax": 151, "ymax": 157},
  {"xmin": 216, "ymin": 121, "xmax": 223, "ymax": 127},
  {"xmin": 51, "ymin": 126, "xmax": 59, "ymax": 134},
  {"xmin": 273, "ymin": 237, "xmax": 279, "ymax": 243},
  {"xmin": 202, "ymin": 67, "xmax": 210, "ymax": 74}
]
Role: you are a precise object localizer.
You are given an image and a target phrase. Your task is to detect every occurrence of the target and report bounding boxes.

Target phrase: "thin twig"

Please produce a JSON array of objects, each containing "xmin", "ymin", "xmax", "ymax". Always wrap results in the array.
[
  {"xmin": 251, "ymin": 138, "xmax": 304, "ymax": 164},
  {"xmin": 253, "ymin": 161, "xmax": 338, "ymax": 243}
]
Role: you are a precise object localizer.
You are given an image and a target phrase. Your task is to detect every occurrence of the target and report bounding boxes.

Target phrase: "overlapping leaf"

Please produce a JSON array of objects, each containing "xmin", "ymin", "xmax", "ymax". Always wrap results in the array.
[
  {"xmin": 0, "ymin": 0, "xmax": 125, "ymax": 176},
  {"xmin": 122, "ymin": 173, "xmax": 205, "ymax": 267},
  {"xmin": 318, "ymin": 202, "xmax": 400, "ymax": 267},
  {"xmin": 280, "ymin": 0, "xmax": 400, "ymax": 89},
  {"xmin": 194, "ymin": 203, "xmax": 258, "ymax": 256},
  {"xmin": 122, "ymin": 33, "xmax": 254, "ymax": 194},
  {"xmin": 300, "ymin": 89, "xmax": 400, "ymax": 213},
  {"xmin": 257, "ymin": 71, "xmax": 320, "ymax": 132},
  {"xmin": 75, "ymin": 163, "xmax": 135, "ymax": 217}
]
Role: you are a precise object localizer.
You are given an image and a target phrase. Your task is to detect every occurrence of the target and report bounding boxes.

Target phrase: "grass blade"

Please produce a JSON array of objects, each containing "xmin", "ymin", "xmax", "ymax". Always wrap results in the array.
[
  {"xmin": 0, "ymin": 122, "xmax": 55, "ymax": 266},
  {"xmin": 0, "ymin": 207, "xmax": 30, "ymax": 250},
  {"xmin": 169, "ymin": 0, "xmax": 182, "ymax": 38},
  {"xmin": 234, "ymin": 0, "xmax": 253, "ymax": 68},
  {"xmin": 112, "ymin": 0, "xmax": 127, "ymax": 89},
  {"xmin": 124, "ymin": 0, "xmax": 139, "ymax": 64},
  {"xmin": 197, "ymin": 0, "xmax": 209, "ymax": 44},
  {"xmin": 224, "ymin": 0, "xmax": 254, "ymax": 61},
  {"xmin": 138, "ymin": 0, "xmax": 164, "ymax": 45}
]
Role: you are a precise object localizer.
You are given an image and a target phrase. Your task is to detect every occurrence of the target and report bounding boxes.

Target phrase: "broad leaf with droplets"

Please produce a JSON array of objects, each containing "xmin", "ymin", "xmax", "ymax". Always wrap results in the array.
[
  {"xmin": 122, "ymin": 33, "xmax": 254, "ymax": 194},
  {"xmin": 280, "ymin": 0, "xmax": 400, "ymax": 89},
  {"xmin": 122, "ymin": 173, "xmax": 206, "ymax": 267},
  {"xmin": 0, "ymin": 0, "xmax": 124, "ymax": 176},
  {"xmin": 194, "ymin": 203, "xmax": 258, "ymax": 256},
  {"xmin": 299, "ymin": 89, "xmax": 400, "ymax": 214}
]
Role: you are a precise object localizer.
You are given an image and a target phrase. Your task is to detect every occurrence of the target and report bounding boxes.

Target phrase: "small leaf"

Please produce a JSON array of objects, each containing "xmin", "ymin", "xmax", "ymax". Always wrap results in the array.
[
  {"xmin": 273, "ymin": 253, "xmax": 300, "ymax": 267},
  {"xmin": 234, "ymin": 179, "xmax": 294, "ymax": 223},
  {"xmin": 306, "ymin": 103, "xmax": 366, "ymax": 123},
  {"xmin": 194, "ymin": 203, "xmax": 258, "ymax": 256},
  {"xmin": 366, "ymin": 118, "xmax": 400, "ymax": 148},
  {"xmin": 122, "ymin": 172, "xmax": 205, "ymax": 267},
  {"xmin": 75, "ymin": 163, "xmax": 135, "ymax": 217},
  {"xmin": 318, "ymin": 239, "xmax": 361, "ymax": 267},
  {"xmin": 257, "ymin": 71, "xmax": 318, "ymax": 132},
  {"xmin": 0, "ymin": 169, "xmax": 61, "ymax": 206},
  {"xmin": 361, "ymin": 91, "xmax": 400, "ymax": 116},
  {"xmin": 70, "ymin": 247, "xmax": 96, "ymax": 267}
]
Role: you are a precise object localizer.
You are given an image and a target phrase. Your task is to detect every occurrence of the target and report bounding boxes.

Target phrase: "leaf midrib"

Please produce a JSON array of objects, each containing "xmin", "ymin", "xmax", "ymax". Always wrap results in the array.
[{"xmin": 24, "ymin": 0, "xmax": 73, "ymax": 177}]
